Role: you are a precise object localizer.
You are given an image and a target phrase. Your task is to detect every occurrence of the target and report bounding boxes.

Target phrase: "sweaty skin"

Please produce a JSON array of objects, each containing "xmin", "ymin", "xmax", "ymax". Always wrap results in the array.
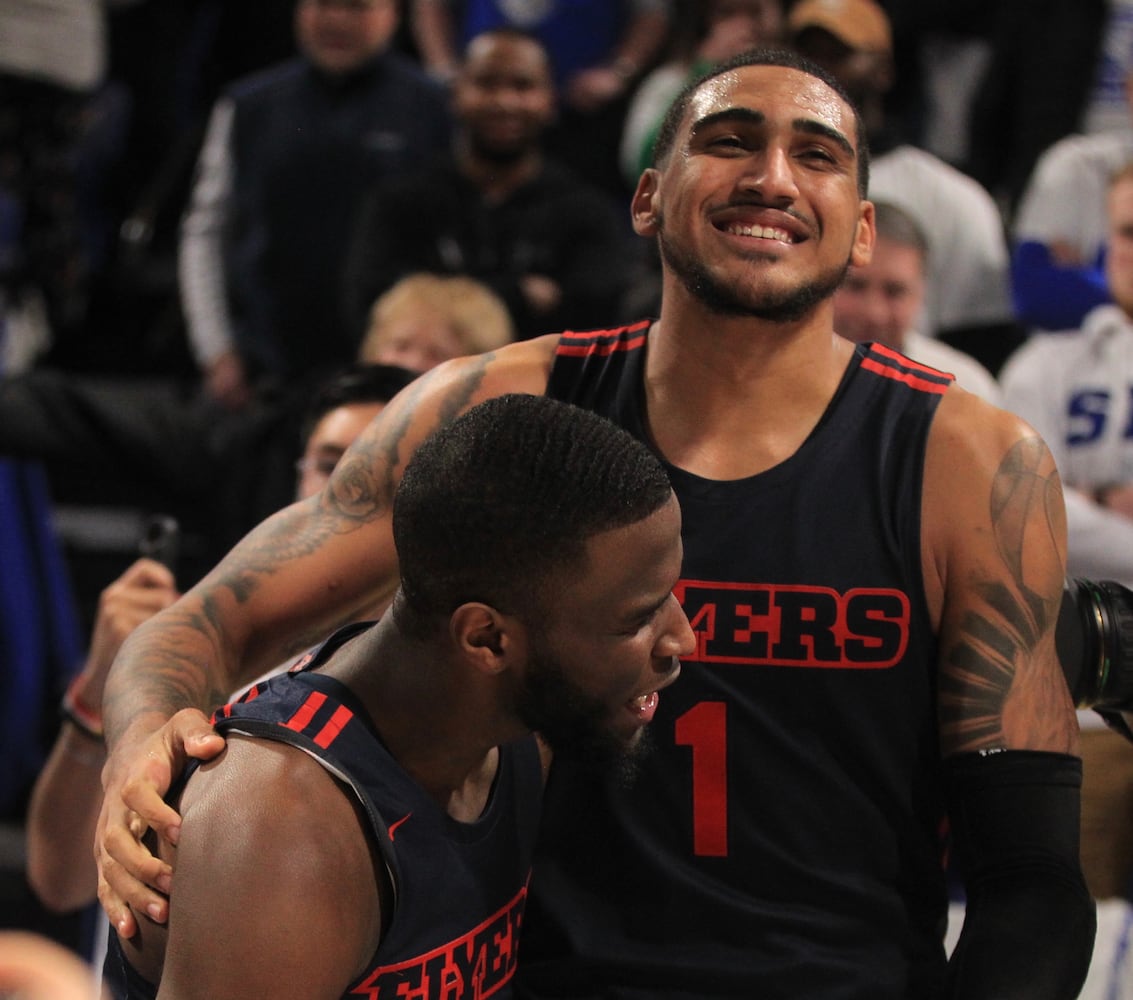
[{"xmin": 97, "ymin": 63, "xmax": 1078, "ymax": 957}]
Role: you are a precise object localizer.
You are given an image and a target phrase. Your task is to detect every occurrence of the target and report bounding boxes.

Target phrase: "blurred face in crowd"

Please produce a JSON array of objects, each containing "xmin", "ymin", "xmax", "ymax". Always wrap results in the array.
[
  {"xmin": 1106, "ymin": 174, "xmax": 1133, "ymax": 317},
  {"xmin": 833, "ymin": 234, "xmax": 924, "ymax": 349},
  {"xmin": 704, "ymin": 0, "xmax": 785, "ymax": 52},
  {"xmin": 790, "ymin": 28, "xmax": 891, "ymax": 110},
  {"xmin": 296, "ymin": 401, "xmax": 388, "ymax": 500},
  {"xmin": 454, "ymin": 32, "xmax": 556, "ymax": 163},
  {"xmin": 295, "ymin": 0, "xmax": 399, "ymax": 76},
  {"xmin": 366, "ymin": 311, "xmax": 466, "ymax": 373}
]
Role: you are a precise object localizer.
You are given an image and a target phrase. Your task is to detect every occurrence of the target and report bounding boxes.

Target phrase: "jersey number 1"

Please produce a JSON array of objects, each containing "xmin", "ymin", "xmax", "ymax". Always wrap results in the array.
[{"xmin": 674, "ymin": 700, "xmax": 728, "ymax": 857}]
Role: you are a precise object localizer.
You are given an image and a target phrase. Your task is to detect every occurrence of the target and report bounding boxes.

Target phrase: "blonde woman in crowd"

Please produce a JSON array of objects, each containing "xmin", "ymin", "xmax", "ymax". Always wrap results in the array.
[{"xmin": 359, "ymin": 273, "xmax": 515, "ymax": 373}]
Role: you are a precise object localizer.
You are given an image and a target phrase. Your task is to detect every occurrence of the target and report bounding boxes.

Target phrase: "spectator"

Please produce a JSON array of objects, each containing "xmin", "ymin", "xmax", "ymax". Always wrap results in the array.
[
  {"xmin": 618, "ymin": 0, "xmax": 787, "ymax": 188},
  {"xmin": 788, "ymin": 0, "xmax": 1022, "ymax": 374},
  {"xmin": 345, "ymin": 29, "xmax": 632, "ymax": 342},
  {"xmin": 1001, "ymin": 160, "xmax": 1133, "ymax": 589},
  {"xmin": 834, "ymin": 200, "xmax": 1002, "ymax": 404},
  {"xmin": 1080, "ymin": 0, "xmax": 1133, "ymax": 136},
  {"xmin": 0, "ymin": 0, "xmax": 110, "ymax": 359},
  {"xmin": 962, "ymin": 0, "xmax": 1107, "ymax": 212},
  {"xmin": 1011, "ymin": 73, "xmax": 1133, "ymax": 333},
  {"xmin": 179, "ymin": 0, "xmax": 450, "ymax": 411},
  {"xmin": 409, "ymin": 0, "xmax": 673, "ymax": 199},
  {"xmin": 359, "ymin": 273, "xmax": 514, "ymax": 373}
]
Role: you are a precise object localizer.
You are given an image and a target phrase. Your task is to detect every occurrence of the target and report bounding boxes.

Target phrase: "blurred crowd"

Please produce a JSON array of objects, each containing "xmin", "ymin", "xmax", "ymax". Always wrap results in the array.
[{"xmin": 5, "ymin": 0, "xmax": 1133, "ymax": 991}]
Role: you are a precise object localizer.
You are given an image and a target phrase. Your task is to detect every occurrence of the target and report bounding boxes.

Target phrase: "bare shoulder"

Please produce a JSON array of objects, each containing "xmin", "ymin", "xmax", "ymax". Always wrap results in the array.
[
  {"xmin": 922, "ymin": 386, "xmax": 1076, "ymax": 755},
  {"xmin": 144, "ymin": 737, "xmax": 384, "ymax": 998},
  {"xmin": 923, "ymin": 385, "xmax": 1064, "ymax": 574}
]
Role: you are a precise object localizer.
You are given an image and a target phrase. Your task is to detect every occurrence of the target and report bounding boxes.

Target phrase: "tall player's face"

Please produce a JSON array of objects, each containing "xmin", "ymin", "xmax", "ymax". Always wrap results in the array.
[{"xmin": 633, "ymin": 65, "xmax": 874, "ymax": 321}]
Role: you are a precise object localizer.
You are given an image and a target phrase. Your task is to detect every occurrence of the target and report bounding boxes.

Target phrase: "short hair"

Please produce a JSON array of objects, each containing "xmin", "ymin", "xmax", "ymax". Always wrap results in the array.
[
  {"xmin": 651, "ymin": 46, "xmax": 870, "ymax": 198},
  {"xmin": 870, "ymin": 200, "xmax": 928, "ymax": 261},
  {"xmin": 298, "ymin": 362, "xmax": 418, "ymax": 448},
  {"xmin": 392, "ymin": 394, "xmax": 674, "ymax": 633},
  {"xmin": 461, "ymin": 27, "xmax": 557, "ymax": 86},
  {"xmin": 360, "ymin": 273, "xmax": 515, "ymax": 362}
]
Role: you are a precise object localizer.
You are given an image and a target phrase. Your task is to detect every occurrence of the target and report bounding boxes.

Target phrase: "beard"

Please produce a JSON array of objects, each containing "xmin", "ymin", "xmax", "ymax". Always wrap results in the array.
[
  {"xmin": 658, "ymin": 217, "xmax": 851, "ymax": 322},
  {"xmin": 514, "ymin": 646, "xmax": 651, "ymax": 785},
  {"xmin": 467, "ymin": 128, "xmax": 535, "ymax": 166}
]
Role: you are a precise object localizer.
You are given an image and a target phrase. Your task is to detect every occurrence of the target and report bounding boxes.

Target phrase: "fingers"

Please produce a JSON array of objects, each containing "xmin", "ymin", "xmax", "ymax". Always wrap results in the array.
[
  {"xmin": 167, "ymin": 707, "xmax": 226, "ymax": 763},
  {"xmin": 121, "ymin": 770, "xmax": 185, "ymax": 847},
  {"xmin": 117, "ymin": 557, "xmax": 177, "ymax": 589},
  {"xmin": 96, "ymin": 823, "xmax": 171, "ymax": 936}
]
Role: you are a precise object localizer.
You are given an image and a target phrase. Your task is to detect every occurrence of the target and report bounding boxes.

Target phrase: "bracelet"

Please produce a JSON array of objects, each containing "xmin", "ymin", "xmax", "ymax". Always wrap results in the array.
[{"xmin": 61, "ymin": 676, "xmax": 104, "ymax": 742}]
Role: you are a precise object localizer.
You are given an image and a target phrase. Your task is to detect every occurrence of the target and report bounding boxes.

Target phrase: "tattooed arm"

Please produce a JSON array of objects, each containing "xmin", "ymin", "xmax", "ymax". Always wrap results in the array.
[
  {"xmin": 922, "ymin": 388, "xmax": 1094, "ymax": 999},
  {"xmin": 922, "ymin": 387, "xmax": 1076, "ymax": 754},
  {"xmin": 96, "ymin": 338, "xmax": 557, "ymax": 937}
]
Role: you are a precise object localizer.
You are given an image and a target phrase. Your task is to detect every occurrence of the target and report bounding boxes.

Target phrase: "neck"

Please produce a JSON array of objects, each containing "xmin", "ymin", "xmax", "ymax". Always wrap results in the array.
[
  {"xmin": 642, "ymin": 288, "xmax": 854, "ymax": 479},
  {"xmin": 323, "ymin": 618, "xmax": 516, "ymax": 820}
]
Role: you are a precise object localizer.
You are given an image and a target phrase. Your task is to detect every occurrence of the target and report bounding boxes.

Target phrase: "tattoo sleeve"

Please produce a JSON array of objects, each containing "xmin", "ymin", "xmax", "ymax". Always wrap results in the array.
[
  {"xmin": 103, "ymin": 358, "xmax": 498, "ymax": 743},
  {"xmin": 938, "ymin": 436, "xmax": 1071, "ymax": 752}
]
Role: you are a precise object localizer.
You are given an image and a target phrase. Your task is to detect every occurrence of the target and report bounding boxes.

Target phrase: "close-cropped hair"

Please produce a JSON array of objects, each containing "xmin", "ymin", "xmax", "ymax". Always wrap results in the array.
[
  {"xmin": 392, "ymin": 394, "xmax": 673, "ymax": 633},
  {"xmin": 651, "ymin": 46, "xmax": 871, "ymax": 198},
  {"xmin": 462, "ymin": 25, "xmax": 551, "ymax": 65},
  {"xmin": 298, "ymin": 362, "xmax": 418, "ymax": 447},
  {"xmin": 870, "ymin": 200, "xmax": 929, "ymax": 259}
]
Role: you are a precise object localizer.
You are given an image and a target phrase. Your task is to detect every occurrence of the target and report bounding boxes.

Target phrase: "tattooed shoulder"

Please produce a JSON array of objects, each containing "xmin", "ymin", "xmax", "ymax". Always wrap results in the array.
[{"xmin": 936, "ymin": 427, "xmax": 1072, "ymax": 752}]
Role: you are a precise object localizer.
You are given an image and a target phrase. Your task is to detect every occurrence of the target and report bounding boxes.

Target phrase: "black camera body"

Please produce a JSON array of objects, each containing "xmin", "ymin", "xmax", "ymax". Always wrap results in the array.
[{"xmin": 1056, "ymin": 578, "xmax": 1133, "ymax": 714}]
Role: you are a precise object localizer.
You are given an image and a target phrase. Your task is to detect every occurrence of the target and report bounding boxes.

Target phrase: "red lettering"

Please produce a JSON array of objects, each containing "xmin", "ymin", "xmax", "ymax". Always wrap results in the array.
[
  {"xmin": 350, "ymin": 885, "xmax": 526, "ymax": 999},
  {"xmin": 674, "ymin": 581, "xmax": 910, "ymax": 669}
]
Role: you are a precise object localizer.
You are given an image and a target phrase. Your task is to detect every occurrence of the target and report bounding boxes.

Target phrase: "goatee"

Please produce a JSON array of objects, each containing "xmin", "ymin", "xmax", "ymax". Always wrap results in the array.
[{"xmin": 658, "ymin": 216, "xmax": 850, "ymax": 322}]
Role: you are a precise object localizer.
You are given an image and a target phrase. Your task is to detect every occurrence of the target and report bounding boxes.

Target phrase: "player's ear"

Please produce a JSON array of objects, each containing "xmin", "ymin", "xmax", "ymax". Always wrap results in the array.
[
  {"xmin": 451, "ymin": 603, "xmax": 524, "ymax": 676},
  {"xmin": 851, "ymin": 199, "xmax": 875, "ymax": 268},
  {"xmin": 632, "ymin": 168, "xmax": 662, "ymax": 237}
]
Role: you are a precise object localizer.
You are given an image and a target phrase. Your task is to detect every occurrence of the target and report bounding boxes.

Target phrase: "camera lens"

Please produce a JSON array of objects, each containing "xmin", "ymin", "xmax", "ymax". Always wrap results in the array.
[{"xmin": 1056, "ymin": 578, "xmax": 1133, "ymax": 711}]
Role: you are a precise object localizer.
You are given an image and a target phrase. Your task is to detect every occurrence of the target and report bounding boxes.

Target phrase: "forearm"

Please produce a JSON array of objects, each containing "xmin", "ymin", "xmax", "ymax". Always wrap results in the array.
[
  {"xmin": 25, "ymin": 725, "xmax": 104, "ymax": 912},
  {"xmin": 944, "ymin": 750, "xmax": 1095, "ymax": 999},
  {"xmin": 102, "ymin": 597, "xmax": 237, "ymax": 751}
]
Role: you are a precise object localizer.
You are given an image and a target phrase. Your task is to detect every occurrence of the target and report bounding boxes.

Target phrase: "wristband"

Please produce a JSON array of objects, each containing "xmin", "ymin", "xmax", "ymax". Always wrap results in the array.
[{"xmin": 61, "ymin": 676, "xmax": 104, "ymax": 742}]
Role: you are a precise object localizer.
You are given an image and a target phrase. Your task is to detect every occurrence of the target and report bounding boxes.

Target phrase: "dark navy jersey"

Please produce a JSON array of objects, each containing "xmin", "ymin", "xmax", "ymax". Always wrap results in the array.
[
  {"xmin": 106, "ymin": 624, "xmax": 543, "ymax": 1000},
  {"xmin": 519, "ymin": 325, "xmax": 954, "ymax": 999}
]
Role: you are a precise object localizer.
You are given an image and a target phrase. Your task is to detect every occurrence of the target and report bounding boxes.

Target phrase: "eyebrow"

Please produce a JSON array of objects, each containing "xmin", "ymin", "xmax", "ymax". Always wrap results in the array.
[{"xmin": 690, "ymin": 107, "xmax": 855, "ymax": 159}]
